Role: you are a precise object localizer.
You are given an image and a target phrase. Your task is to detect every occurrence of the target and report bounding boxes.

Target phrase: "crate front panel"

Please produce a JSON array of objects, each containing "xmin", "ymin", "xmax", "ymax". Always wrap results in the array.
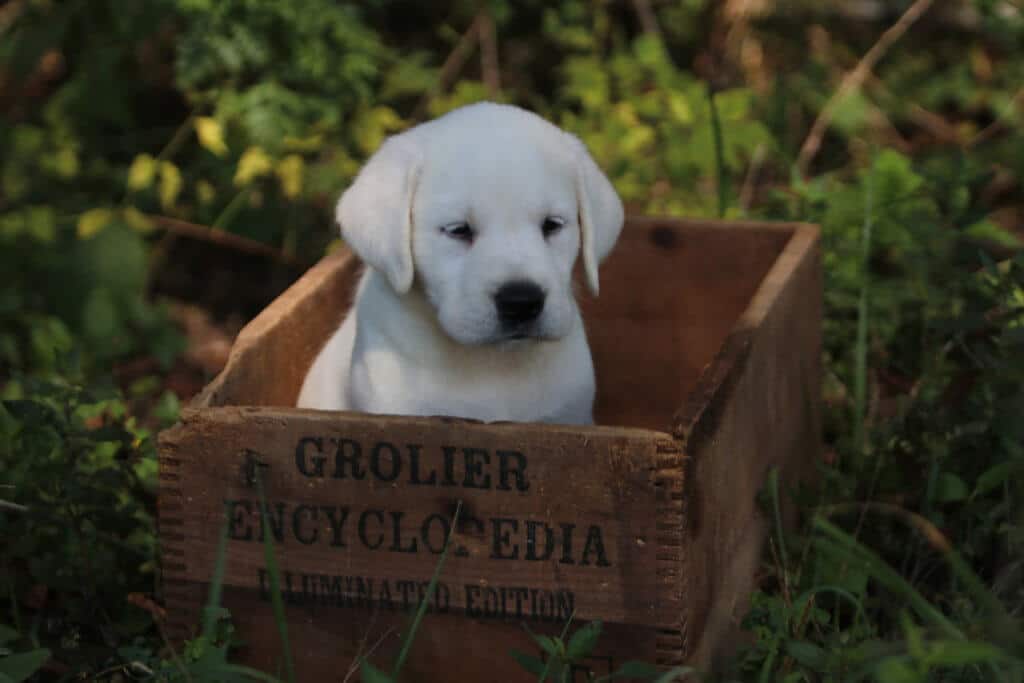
[
  {"xmin": 204, "ymin": 589, "xmax": 677, "ymax": 681},
  {"xmin": 159, "ymin": 407, "xmax": 685, "ymax": 636}
]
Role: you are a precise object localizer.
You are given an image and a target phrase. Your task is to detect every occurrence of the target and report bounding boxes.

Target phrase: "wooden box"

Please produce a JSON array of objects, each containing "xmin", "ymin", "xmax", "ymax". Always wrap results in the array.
[{"xmin": 158, "ymin": 217, "xmax": 821, "ymax": 681}]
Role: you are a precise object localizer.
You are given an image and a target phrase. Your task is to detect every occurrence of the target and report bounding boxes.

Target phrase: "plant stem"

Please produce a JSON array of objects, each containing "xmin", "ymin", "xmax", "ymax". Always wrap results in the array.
[
  {"xmin": 854, "ymin": 156, "xmax": 875, "ymax": 459},
  {"xmin": 707, "ymin": 84, "xmax": 728, "ymax": 218}
]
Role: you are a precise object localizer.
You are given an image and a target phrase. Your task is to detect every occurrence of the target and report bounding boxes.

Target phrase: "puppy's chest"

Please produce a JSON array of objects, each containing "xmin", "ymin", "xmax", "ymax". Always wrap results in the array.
[{"xmin": 349, "ymin": 344, "xmax": 592, "ymax": 424}]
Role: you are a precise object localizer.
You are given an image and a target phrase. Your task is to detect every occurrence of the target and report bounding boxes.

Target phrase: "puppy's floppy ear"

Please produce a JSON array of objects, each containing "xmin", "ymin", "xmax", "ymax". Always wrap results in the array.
[
  {"xmin": 337, "ymin": 135, "xmax": 422, "ymax": 294},
  {"xmin": 567, "ymin": 135, "xmax": 624, "ymax": 296}
]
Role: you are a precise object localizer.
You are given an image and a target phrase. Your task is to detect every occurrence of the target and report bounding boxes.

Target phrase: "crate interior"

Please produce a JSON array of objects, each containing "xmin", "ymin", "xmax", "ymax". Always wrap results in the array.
[
  {"xmin": 581, "ymin": 220, "xmax": 790, "ymax": 430},
  {"xmin": 203, "ymin": 220, "xmax": 791, "ymax": 432}
]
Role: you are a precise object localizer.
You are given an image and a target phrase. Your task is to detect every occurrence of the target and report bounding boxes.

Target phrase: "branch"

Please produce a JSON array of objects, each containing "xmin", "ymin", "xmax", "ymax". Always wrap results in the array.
[
  {"xmin": 410, "ymin": 15, "xmax": 482, "ymax": 121},
  {"xmin": 478, "ymin": 9, "xmax": 501, "ymax": 97},
  {"xmin": 149, "ymin": 215, "xmax": 300, "ymax": 266},
  {"xmin": 631, "ymin": 0, "xmax": 663, "ymax": 39},
  {"xmin": 796, "ymin": 0, "xmax": 935, "ymax": 176},
  {"xmin": 0, "ymin": 499, "xmax": 28, "ymax": 513}
]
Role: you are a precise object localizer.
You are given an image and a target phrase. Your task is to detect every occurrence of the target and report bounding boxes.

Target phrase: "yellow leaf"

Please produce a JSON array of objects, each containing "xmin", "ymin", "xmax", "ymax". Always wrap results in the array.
[
  {"xmin": 196, "ymin": 180, "xmax": 216, "ymax": 205},
  {"xmin": 77, "ymin": 208, "xmax": 114, "ymax": 240},
  {"xmin": 354, "ymin": 106, "xmax": 405, "ymax": 155},
  {"xmin": 195, "ymin": 117, "xmax": 229, "ymax": 157},
  {"xmin": 54, "ymin": 147, "xmax": 80, "ymax": 179},
  {"xmin": 123, "ymin": 206, "xmax": 155, "ymax": 234},
  {"xmin": 283, "ymin": 133, "xmax": 325, "ymax": 152},
  {"xmin": 275, "ymin": 154, "xmax": 304, "ymax": 199},
  {"xmin": 668, "ymin": 92, "xmax": 693, "ymax": 125},
  {"xmin": 159, "ymin": 161, "xmax": 183, "ymax": 210},
  {"xmin": 234, "ymin": 146, "xmax": 273, "ymax": 186},
  {"xmin": 127, "ymin": 154, "xmax": 157, "ymax": 191},
  {"xmin": 27, "ymin": 206, "xmax": 57, "ymax": 243}
]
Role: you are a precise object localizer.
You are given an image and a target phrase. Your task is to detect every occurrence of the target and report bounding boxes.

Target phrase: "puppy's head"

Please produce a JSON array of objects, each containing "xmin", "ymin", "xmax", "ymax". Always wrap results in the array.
[{"xmin": 337, "ymin": 102, "xmax": 623, "ymax": 346}]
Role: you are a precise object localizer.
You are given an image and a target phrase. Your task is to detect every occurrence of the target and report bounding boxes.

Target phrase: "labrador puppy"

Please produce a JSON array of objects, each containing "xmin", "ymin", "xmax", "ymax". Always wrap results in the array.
[{"xmin": 296, "ymin": 102, "xmax": 623, "ymax": 424}]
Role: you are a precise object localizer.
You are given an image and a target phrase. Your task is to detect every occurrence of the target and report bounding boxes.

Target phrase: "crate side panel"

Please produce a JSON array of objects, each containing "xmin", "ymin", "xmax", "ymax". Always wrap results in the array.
[
  {"xmin": 158, "ymin": 408, "xmax": 685, "ymax": 640},
  {"xmin": 680, "ymin": 227, "xmax": 822, "ymax": 666},
  {"xmin": 158, "ymin": 427, "xmax": 206, "ymax": 643}
]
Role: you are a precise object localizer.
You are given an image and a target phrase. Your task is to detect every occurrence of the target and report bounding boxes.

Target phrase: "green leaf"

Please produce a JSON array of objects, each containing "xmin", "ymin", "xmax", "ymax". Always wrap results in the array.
[
  {"xmin": 933, "ymin": 473, "xmax": 969, "ymax": 503},
  {"xmin": 360, "ymin": 660, "xmax": 393, "ymax": 683},
  {"xmin": 509, "ymin": 649, "xmax": 547, "ymax": 677},
  {"xmin": 785, "ymin": 640, "xmax": 828, "ymax": 670},
  {"xmin": 0, "ymin": 626, "xmax": 18, "ymax": 647},
  {"xmin": 0, "ymin": 649, "xmax": 51, "ymax": 683},
  {"xmin": 597, "ymin": 660, "xmax": 661, "ymax": 681},
  {"xmin": 974, "ymin": 459, "xmax": 1024, "ymax": 497},
  {"xmin": 921, "ymin": 640, "xmax": 1008, "ymax": 667},
  {"xmin": 652, "ymin": 666, "xmax": 698, "ymax": 683},
  {"xmin": 874, "ymin": 657, "xmax": 921, "ymax": 683},
  {"xmin": 566, "ymin": 620, "xmax": 602, "ymax": 660},
  {"xmin": 522, "ymin": 626, "xmax": 560, "ymax": 658}
]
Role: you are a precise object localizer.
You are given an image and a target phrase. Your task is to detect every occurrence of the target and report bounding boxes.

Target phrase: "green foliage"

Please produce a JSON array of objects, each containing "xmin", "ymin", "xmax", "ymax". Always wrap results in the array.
[
  {"xmin": 0, "ymin": 624, "xmax": 50, "ymax": 683},
  {"xmin": 2, "ymin": 0, "xmax": 1024, "ymax": 680},
  {"xmin": 510, "ymin": 619, "xmax": 695, "ymax": 682},
  {"xmin": 0, "ymin": 370, "xmax": 167, "ymax": 677},
  {"xmin": 547, "ymin": 31, "xmax": 771, "ymax": 216}
]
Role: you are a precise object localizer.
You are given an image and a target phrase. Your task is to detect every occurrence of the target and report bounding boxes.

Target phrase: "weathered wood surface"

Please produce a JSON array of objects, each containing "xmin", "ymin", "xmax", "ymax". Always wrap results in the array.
[
  {"xmin": 674, "ymin": 222, "xmax": 822, "ymax": 664},
  {"xmin": 160, "ymin": 410, "xmax": 685, "ymax": 679},
  {"xmin": 158, "ymin": 217, "xmax": 822, "ymax": 681}
]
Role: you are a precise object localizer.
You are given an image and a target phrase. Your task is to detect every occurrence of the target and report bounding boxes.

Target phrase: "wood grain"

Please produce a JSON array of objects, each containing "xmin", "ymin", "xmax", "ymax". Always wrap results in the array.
[{"xmin": 158, "ymin": 217, "xmax": 822, "ymax": 680}]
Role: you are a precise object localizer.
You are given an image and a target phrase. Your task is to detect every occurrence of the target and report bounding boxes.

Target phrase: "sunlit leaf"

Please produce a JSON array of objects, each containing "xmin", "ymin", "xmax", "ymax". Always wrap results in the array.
[
  {"xmin": 127, "ymin": 154, "xmax": 157, "ymax": 191},
  {"xmin": 195, "ymin": 116, "xmax": 229, "ymax": 157},
  {"xmin": 234, "ymin": 146, "xmax": 273, "ymax": 186},
  {"xmin": 275, "ymin": 154, "xmax": 304, "ymax": 199},
  {"xmin": 77, "ymin": 208, "xmax": 114, "ymax": 239},
  {"xmin": 158, "ymin": 162, "xmax": 183, "ymax": 210},
  {"xmin": 196, "ymin": 180, "xmax": 217, "ymax": 205},
  {"xmin": 123, "ymin": 207, "xmax": 155, "ymax": 234}
]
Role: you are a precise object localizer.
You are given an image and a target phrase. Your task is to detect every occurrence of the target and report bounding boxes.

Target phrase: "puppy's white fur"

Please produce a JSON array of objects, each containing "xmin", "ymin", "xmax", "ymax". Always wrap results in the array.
[{"xmin": 296, "ymin": 102, "xmax": 623, "ymax": 424}]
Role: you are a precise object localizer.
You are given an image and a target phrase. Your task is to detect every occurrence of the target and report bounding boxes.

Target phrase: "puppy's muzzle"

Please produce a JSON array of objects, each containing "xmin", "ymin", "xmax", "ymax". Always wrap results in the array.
[{"xmin": 494, "ymin": 280, "xmax": 546, "ymax": 329}]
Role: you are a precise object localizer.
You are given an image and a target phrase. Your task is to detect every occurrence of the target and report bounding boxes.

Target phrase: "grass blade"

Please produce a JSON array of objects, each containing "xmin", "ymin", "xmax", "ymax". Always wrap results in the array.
[
  {"xmin": 389, "ymin": 500, "xmax": 463, "ymax": 680},
  {"xmin": 218, "ymin": 663, "xmax": 288, "ymax": 682},
  {"xmin": 255, "ymin": 471, "xmax": 296, "ymax": 683},
  {"xmin": 767, "ymin": 466, "xmax": 789, "ymax": 571},
  {"xmin": 853, "ymin": 153, "xmax": 875, "ymax": 458},
  {"xmin": 200, "ymin": 517, "xmax": 230, "ymax": 643},
  {"xmin": 536, "ymin": 610, "xmax": 575, "ymax": 682},
  {"xmin": 707, "ymin": 84, "xmax": 728, "ymax": 218},
  {"xmin": 813, "ymin": 517, "xmax": 963, "ymax": 640}
]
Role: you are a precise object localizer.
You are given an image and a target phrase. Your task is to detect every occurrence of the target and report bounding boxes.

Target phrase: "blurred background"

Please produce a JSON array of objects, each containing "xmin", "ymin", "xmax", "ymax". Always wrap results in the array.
[{"xmin": 2, "ymin": 1, "xmax": 1024, "ymax": 680}]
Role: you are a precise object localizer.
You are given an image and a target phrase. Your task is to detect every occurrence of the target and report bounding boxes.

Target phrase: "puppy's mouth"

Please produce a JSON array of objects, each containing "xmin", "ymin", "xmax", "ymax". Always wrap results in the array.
[
  {"xmin": 495, "ymin": 325, "xmax": 557, "ymax": 345},
  {"xmin": 500, "ymin": 332, "xmax": 535, "ymax": 344}
]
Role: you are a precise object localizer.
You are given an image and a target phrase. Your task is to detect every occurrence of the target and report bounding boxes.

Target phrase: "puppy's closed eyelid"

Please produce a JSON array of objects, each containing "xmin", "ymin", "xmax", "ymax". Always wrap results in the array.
[{"xmin": 440, "ymin": 221, "xmax": 475, "ymax": 243}]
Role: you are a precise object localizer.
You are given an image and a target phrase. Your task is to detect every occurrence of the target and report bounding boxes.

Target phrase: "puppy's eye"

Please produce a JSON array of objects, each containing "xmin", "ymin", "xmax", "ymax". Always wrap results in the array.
[
  {"xmin": 441, "ymin": 222, "xmax": 474, "ymax": 243},
  {"xmin": 541, "ymin": 216, "xmax": 565, "ymax": 238}
]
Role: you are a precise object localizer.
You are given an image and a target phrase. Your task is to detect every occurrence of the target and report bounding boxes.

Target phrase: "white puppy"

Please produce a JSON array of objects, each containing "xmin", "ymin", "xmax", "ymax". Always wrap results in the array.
[{"xmin": 296, "ymin": 102, "xmax": 623, "ymax": 424}]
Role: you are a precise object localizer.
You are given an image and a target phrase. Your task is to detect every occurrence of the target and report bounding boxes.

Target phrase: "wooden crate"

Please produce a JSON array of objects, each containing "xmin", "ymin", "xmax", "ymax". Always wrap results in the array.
[{"xmin": 158, "ymin": 217, "xmax": 821, "ymax": 681}]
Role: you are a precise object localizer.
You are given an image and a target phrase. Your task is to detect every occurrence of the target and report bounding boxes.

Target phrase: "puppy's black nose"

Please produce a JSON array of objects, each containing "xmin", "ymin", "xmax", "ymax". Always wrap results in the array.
[{"xmin": 494, "ymin": 281, "xmax": 546, "ymax": 326}]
